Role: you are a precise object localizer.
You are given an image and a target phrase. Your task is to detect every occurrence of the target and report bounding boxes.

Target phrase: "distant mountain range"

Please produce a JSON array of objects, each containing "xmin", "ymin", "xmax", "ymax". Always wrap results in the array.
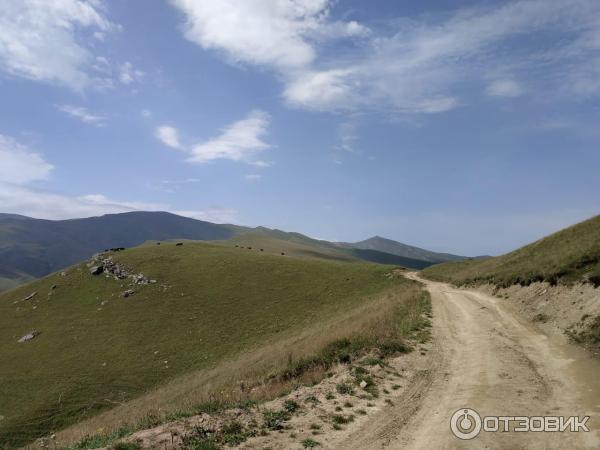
[
  {"xmin": 337, "ymin": 236, "xmax": 466, "ymax": 263},
  {"xmin": 0, "ymin": 211, "xmax": 468, "ymax": 291}
]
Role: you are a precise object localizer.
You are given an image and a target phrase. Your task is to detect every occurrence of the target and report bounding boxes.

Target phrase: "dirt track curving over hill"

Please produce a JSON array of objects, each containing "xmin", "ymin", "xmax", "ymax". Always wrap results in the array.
[{"xmin": 337, "ymin": 274, "xmax": 600, "ymax": 449}]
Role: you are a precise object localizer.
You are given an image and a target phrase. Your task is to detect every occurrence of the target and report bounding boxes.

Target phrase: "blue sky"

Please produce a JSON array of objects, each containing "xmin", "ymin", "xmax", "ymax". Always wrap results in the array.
[{"xmin": 1, "ymin": 0, "xmax": 600, "ymax": 255}]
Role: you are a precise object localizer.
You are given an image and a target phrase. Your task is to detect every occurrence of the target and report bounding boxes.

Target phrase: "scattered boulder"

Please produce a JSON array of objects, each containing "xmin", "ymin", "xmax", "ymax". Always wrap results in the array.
[
  {"xmin": 18, "ymin": 331, "xmax": 40, "ymax": 343},
  {"xmin": 22, "ymin": 292, "xmax": 37, "ymax": 302},
  {"xmin": 90, "ymin": 266, "xmax": 104, "ymax": 275},
  {"xmin": 359, "ymin": 380, "xmax": 368, "ymax": 389},
  {"xmin": 122, "ymin": 289, "xmax": 135, "ymax": 298},
  {"xmin": 14, "ymin": 292, "xmax": 37, "ymax": 304},
  {"xmin": 50, "ymin": 285, "xmax": 57, "ymax": 290},
  {"xmin": 59, "ymin": 271, "xmax": 67, "ymax": 277}
]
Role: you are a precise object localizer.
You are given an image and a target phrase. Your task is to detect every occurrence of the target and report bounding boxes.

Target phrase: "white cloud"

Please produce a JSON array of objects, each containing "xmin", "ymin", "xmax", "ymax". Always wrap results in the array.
[
  {"xmin": 486, "ymin": 80, "xmax": 523, "ymax": 97},
  {"xmin": 119, "ymin": 61, "xmax": 145, "ymax": 85},
  {"xmin": 156, "ymin": 110, "xmax": 272, "ymax": 165},
  {"xmin": 155, "ymin": 125, "xmax": 182, "ymax": 150},
  {"xmin": 249, "ymin": 160, "xmax": 273, "ymax": 168},
  {"xmin": 188, "ymin": 110, "xmax": 271, "ymax": 163},
  {"xmin": 244, "ymin": 174, "xmax": 261, "ymax": 182},
  {"xmin": 283, "ymin": 68, "xmax": 356, "ymax": 111},
  {"xmin": 0, "ymin": 133, "xmax": 238, "ymax": 223},
  {"xmin": 56, "ymin": 104, "xmax": 107, "ymax": 126},
  {"xmin": 0, "ymin": 0, "xmax": 116, "ymax": 90},
  {"xmin": 171, "ymin": 0, "xmax": 600, "ymax": 115},
  {"xmin": 171, "ymin": 0, "xmax": 332, "ymax": 70},
  {"xmin": 0, "ymin": 134, "xmax": 53, "ymax": 184},
  {"xmin": 0, "ymin": 183, "xmax": 241, "ymax": 223},
  {"xmin": 0, "ymin": 182, "xmax": 166, "ymax": 220},
  {"xmin": 173, "ymin": 208, "xmax": 239, "ymax": 223}
]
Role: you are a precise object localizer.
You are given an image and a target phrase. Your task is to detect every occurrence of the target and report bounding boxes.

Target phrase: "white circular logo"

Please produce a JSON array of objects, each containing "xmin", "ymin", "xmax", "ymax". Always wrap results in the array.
[{"xmin": 450, "ymin": 408, "xmax": 482, "ymax": 440}]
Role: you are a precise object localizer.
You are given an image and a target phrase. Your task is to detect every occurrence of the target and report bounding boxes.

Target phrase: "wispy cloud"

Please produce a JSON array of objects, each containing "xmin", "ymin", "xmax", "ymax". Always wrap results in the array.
[
  {"xmin": 0, "ymin": 134, "xmax": 53, "ymax": 184},
  {"xmin": 155, "ymin": 110, "xmax": 272, "ymax": 164},
  {"xmin": 171, "ymin": 0, "xmax": 600, "ymax": 115},
  {"xmin": 486, "ymin": 80, "xmax": 523, "ymax": 98},
  {"xmin": 56, "ymin": 104, "xmax": 107, "ymax": 126},
  {"xmin": 119, "ymin": 61, "xmax": 145, "ymax": 85},
  {"xmin": 0, "ymin": 0, "xmax": 117, "ymax": 90},
  {"xmin": 173, "ymin": 208, "xmax": 239, "ymax": 224},
  {"xmin": 244, "ymin": 174, "xmax": 261, "ymax": 182}
]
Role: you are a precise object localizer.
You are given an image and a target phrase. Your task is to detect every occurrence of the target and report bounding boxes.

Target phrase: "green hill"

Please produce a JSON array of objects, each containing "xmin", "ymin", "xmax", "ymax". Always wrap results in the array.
[
  {"xmin": 0, "ymin": 212, "xmax": 244, "ymax": 288},
  {"xmin": 224, "ymin": 230, "xmax": 433, "ymax": 267},
  {"xmin": 0, "ymin": 241, "xmax": 428, "ymax": 448},
  {"xmin": 422, "ymin": 214, "xmax": 600, "ymax": 287},
  {"xmin": 0, "ymin": 213, "xmax": 442, "ymax": 292}
]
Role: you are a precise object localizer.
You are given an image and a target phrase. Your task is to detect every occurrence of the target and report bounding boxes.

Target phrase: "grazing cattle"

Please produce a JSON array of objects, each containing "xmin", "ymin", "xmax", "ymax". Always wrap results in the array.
[{"xmin": 176, "ymin": 242, "xmax": 183, "ymax": 246}]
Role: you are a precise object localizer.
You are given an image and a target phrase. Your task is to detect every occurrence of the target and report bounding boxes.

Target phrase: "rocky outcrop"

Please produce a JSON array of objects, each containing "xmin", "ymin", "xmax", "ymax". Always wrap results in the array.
[{"xmin": 88, "ymin": 253, "xmax": 156, "ymax": 286}]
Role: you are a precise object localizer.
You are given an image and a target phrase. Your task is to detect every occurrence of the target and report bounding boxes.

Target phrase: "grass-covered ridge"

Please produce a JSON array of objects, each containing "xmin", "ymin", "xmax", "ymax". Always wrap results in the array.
[
  {"xmin": 422, "ymin": 214, "xmax": 600, "ymax": 287},
  {"xmin": 0, "ymin": 241, "xmax": 425, "ymax": 448}
]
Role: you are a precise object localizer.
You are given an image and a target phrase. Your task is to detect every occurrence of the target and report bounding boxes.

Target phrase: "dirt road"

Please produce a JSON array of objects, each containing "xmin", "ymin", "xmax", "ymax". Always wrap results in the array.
[{"xmin": 338, "ymin": 274, "xmax": 600, "ymax": 449}]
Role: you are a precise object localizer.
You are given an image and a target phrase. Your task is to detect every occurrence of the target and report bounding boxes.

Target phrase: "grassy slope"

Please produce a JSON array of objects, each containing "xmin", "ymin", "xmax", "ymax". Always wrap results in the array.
[
  {"xmin": 227, "ymin": 230, "xmax": 435, "ymax": 268},
  {"xmin": 0, "ymin": 242, "xmax": 415, "ymax": 447},
  {"xmin": 422, "ymin": 214, "xmax": 600, "ymax": 287}
]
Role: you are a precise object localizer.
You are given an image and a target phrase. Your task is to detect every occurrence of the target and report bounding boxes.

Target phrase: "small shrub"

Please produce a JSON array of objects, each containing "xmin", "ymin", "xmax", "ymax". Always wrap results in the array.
[
  {"xmin": 325, "ymin": 393, "xmax": 335, "ymax": 400},
  {"xmin": 356, "ymin": 409, "xmax": 367, "ymax": 415},
  {"xmin": 305, "ymin": 395, "xmax": 320, "ymax": 405},
  {"xmin": 336, "ymin": 383, "xmax": 354, "ymax": 395},
  {"xmin": 332, "ymin": 414, "xmax": 354, "ymax": 425},
  {"xmin": 302, "ymin": 438, "xmax": 320, "ymax": 448},
  {"xmin": 263, "ymin": 409, "xmax": 289, "ymax": 430},
  {"xmin": 220, "ymin": 420, "xmax": 247, "ymax": 446},
  {"xmin": 362, "ymin": 357, "xmax": 384, "ymax": 367},
  {"xmin": 283, "ymin": 399, "xmax": 300, "ymax": 413}
]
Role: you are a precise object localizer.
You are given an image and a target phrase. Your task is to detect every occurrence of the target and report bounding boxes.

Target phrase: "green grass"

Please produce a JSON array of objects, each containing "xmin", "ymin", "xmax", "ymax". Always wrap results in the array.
[
  {"xmin": 0, "ymin": 241, "xmax": 421, "ymax": 448},
  {"xmin": 422, "ymin": 214, "xmax": 600, "ymax": 288}
]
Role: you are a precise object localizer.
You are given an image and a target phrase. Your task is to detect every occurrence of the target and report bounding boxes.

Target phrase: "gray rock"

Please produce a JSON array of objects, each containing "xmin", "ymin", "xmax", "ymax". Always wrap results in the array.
[
  {"xmin": 122, "ymin": 289, "xmax": 135, "ymax": 298},
  {"xmin": 22, "ymin": 292, "xmax": 37, "ymax": 301},
  {"xmin": 18, "ymin": 331, "xmax": 40, "ymax": 343},
  {"xmin": 90, "ymin": 265, "xmax": 104, "ymax": 275}
]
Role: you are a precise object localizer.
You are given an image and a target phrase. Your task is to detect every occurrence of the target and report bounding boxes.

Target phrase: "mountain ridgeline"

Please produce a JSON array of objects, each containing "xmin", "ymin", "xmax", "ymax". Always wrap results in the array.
[
  {"xmin": 0, "ymin": 212, "xmax": 467, "ymax": 291},
  {"xmin": 339, "ymin": 236, "xmax": 466, "ymax": 263}
]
